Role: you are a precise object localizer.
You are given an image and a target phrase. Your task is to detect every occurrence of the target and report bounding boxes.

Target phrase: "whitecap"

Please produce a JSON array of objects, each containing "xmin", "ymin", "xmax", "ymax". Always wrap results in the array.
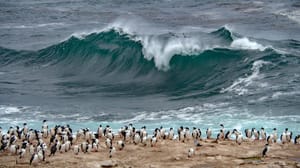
[
  {"xmin": 230, "ymin": 37, "xmax": 267, "ymax": 51},
  {"xmin": 141, "ymin": 34, "xmax": 224, "ymax": 70},
  {"xmin": 0, "ymin": 106, "xmax": 21, "ymax": 114},
  {"xmin": 272, "ymin": 91, "xmax": 300, "ymax": 99},
  {"xmin": 276, "ymin": 9, "xmax": 300, "ymax": 24},
  {"xmin": 0, "ymin": 22, "xmax": 65, "ymax": 29}
]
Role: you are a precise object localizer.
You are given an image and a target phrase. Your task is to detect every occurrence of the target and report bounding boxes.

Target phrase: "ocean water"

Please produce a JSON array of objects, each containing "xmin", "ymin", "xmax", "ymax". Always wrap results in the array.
[{"xmin": 0, "ymin": 0, "xmax": 300, "ymax": 137}]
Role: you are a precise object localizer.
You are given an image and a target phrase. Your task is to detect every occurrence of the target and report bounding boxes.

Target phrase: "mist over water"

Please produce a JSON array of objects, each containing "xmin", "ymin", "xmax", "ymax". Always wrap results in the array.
[{"xmin": 0, "ymin": 0, "xmax": 300, "ymax": 136}]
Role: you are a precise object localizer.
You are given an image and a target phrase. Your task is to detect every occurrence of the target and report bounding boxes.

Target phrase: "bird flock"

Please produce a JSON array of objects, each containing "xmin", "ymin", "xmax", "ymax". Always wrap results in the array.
[{"xmin": 0, "ymin": 121, "xmax": 299, "ymax": 166}]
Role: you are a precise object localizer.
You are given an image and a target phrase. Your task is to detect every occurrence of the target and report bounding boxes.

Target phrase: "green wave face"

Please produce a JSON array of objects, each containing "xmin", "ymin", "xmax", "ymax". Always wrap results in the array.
[{"xmin": 0, "ymin": 28, "xmax": 299, "ymax": 98}]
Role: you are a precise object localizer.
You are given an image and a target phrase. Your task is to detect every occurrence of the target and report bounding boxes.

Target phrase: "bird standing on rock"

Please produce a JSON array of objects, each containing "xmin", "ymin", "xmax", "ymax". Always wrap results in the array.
[
  {"xmin": 49, "ymin": 141, "xmax": 57, "ymax": 157},
  {"xmin": 233, "ymin": 129, "xmax": 243, "ymax": 145},
  {"xmin": 30, "ymin": 153, "xmax": 39, "ymax": 165},
  {"xmin": 294, "ymin": 135, "xmax": 300, "ymax": 144},
  {"xmin": 188, "ymin": 148, "xmax": 195, "ymax": 158},
  {"xmin": 262, "ymin": 144, "xmax": 269, "ymax": 157},
  {"xmin": 260, "ymin": 127, "xmax": 266, "ymax": 140},
  {"xmin": 109, "ymin": 146, "xmax": 116, "ymax": 158},
  {"xmin": 206, "ymin": 128, "xmax": 212, "ymax": 139},
  {"xmin": 117, "ymin": 140, "xmax": 125, "ymax": 150},
  {"xmin": 273, "ymin": 128, "xmax": 278, "ymax": 143}
]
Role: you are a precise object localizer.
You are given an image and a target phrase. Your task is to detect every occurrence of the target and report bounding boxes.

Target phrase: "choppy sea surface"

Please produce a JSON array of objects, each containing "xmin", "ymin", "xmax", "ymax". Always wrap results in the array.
[{"xmin": 0, "ymin": 0, "xmax": 300, "ymax": 136}]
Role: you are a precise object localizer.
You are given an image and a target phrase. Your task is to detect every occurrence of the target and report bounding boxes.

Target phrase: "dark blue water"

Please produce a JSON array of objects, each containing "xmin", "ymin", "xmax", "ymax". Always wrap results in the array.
[{"xmin": 0, "ymin": 0, "xmax": 299, "ymax": 136}]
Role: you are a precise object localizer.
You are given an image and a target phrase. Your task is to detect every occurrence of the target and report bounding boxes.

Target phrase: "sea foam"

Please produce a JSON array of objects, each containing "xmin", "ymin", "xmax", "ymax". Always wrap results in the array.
[
  {"xmin": 221, "ymin": 60, "xmax": 270, "ymax": 95},
  {"xmin": 231, "ymin": 37, "xmax": 267, "ymax": 51}
]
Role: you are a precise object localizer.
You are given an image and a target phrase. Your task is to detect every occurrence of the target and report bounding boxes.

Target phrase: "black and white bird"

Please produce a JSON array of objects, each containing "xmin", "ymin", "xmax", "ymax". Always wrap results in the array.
[
  {"xmin": 272, "ymin": 128, "xmax": 278, "ymax": 143},
  {"xmin": 97, "ymin": 125, "xmax": 103, "ymax": 138},
  {"xmin": 73, "ymin": 145, "xmax": 80, "ymax": 155},
  {"xmin": 206, "ymin": 128, "xmax": 212, "ymax": 139},
  {"xmin": 245, "ymin": 129, "xmax": 252, "ymax": 139},
  {"xmin": 49, "ymin": 142, "xmax": 58, "ymax": 157},
  {"xmin": 285, "ymin": 128, "xmax": 292, "ymax": 143},
  {"xmin": 197, "ymin": 128, "xmax": 202, "ymax": 140},
  {"xmin": 10, "ymin": 135, "xmax": 17, "ymax": 145},
  {"xmin": 42, "ymin": 120, "xmax": 48, "ymax": 138},
  {"xmin": 178, "ymin": 127, "xmax": 185, "ymax": 142},
  {"xmin": 233, "ymin": 129, "xmax": 243, "ymax": 145},
  {"xmin": 252, "ymin": 128, "xmax": 260, "ymax": 140},
  {"xmin": 225, "ymin": 130, "xmax": 232, "ymax": 140},
  {"xmin": 184, "ymin": 127, "xmax": 191, "ymax": 142},
  {"xmin": 105, "ymin": 138, "xmax": 112, "ymax": 149},
  {"xmin": 218, "ymin": 129, "xmax": 225, "ymax": 140},
  {"xmin": 7, "ymin": 126, "xmax": 14, "ymax": 135},
  {"xmin": 84, "ymin": 128, "xmax": 91, "ymax": 141},
  {"xmin": 0, "ymin": 137, "xmax": 9, "ymax": 152},
  {"xmin": 18, "ymin": 140, "xmax": 28, "ymax": 159},
  {"xmin": 30, "ymin": 153, "xmax": 39, "ymax": 165},
  {"xmin": 87, "ymin": 143, "xmax": 92, "ymax": 153},
  {"xmin": 267, "ymin": 135, "xmax": 274, "ymax": 144},
  {"xmin": 177, "ymin": 126, "xmax": 184, "ymax": 141},
  {"xmin": 192, "ymin": 127, "xmax": 202, "ymax": 145},
  {"xmin": 153, "ymin": 128, "xmax": 161, "ymax": 141},
  {"xmin": 9, "ymin": 144, "xmax": 19, "ymax": 155},
  {"xmin": 22, "ymin": 123, "xmax": 28, "ymax": 136},
  {"xmin": 117, "ymin": 140, "xmax": 125, "ymax": 150},
  {"xmin": 133, "ymin": 133, "xmax": 141, "ymax": 145},
  {"xmin": 188, "ymin": 148, "xmax": 195, "ymax": 158},
  {"xmin": 81, "ymin": 140, "xmax": 88, "ymax": 153},
  {"xmin": 109, "ymin": 146, "xmax": 116, "ymax": 158},
  {"xmin": 106, "ymin": 130, "xmax": 114, "ymax": 141},
  {"xmin": 168, "ymin": 128, "xmax": 174, "ymax": 140},
  {"xmin": 150, "ymin": 136, "xmax": 157, "ymax": 147},
  {"xmin": 262, "ymin": 144, "xmax": 269, "ymax": 157},
  {"xmin": 160, "ymin": 126, "xmax": 166, "ymax": 139},
  {"xmin": 142, "ymin": 136, "xmax": 148, "ymax": 146},
  {"xmin": 104, "ymin": 125, "xmax": 110, "ymax": 137},
  {"xmin": 37, "ymin": 149, "xmax": 45, "ymax": 162},
  {"xmin": 91, "ymin": 141, "xmax": 99, "ymax": 152},
  {"xmin": 141, "ymin": 126, "xmax": 148, "ymax": 140},
  {"xmin": 60, "ymin": 143, "xmax": 66, "ymax": 153},
  {"xmin": 280, "ymin": 131, "xmax": 287, "ymax": 144},
  {"xmin": 260, "ymin": 127, "xmax": 266, "ymax": 140},
  {"xmin": 65, "ymin": 140, "xmax": 71, "ymax": 152},
  {"xmin": 15, "ymin": 126, "xmax": 22, "ymax": 139},
  {"xmin": 294, "ymin": 135, "xmax": 300, "ymax": 144}
]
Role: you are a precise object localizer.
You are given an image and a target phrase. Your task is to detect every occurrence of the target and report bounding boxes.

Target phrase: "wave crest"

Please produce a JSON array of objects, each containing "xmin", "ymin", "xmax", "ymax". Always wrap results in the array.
[
  {"xmin": 231, "ymin": 37, "xmax": 267, "ymax": 51},
  {"xmin": 66, "ymin": 24, "xmax": 238, "ymax": 70}
]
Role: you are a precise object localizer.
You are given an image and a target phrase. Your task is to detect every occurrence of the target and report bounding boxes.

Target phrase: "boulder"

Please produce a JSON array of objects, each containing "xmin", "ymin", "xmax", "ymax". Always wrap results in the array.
[{"xmin": 100, "ymin": 160, "xmax": 118, "ymax": 168}]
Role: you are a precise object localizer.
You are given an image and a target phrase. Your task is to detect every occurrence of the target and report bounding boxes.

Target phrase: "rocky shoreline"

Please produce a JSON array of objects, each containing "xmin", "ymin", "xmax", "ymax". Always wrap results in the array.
[{"xmin": 0, "ymin": 124, "xmax": 299, "ymax": 168}]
